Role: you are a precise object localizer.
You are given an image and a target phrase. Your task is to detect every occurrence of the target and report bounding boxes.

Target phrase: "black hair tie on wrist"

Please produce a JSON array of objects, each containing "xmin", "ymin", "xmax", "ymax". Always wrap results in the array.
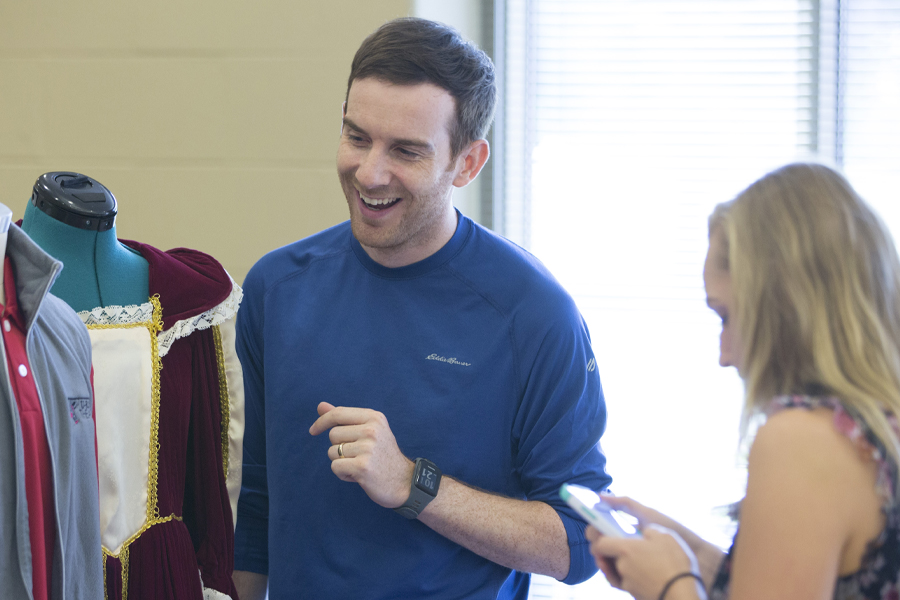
[{"xmin": 658, "ymin": 571, "xmax": 705, "ymax": 600}]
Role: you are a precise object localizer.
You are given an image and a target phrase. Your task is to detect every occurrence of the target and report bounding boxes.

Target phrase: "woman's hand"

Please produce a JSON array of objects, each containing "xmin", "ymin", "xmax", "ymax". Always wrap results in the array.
[
  {"xmin": 588, "ymin": 524, "xmax": 704, "ymax": 600},
  {"xmin": 597, "ymin": 496, "xmax": 725, "ymax": 587},
  {"xmin": 598, "ymin": 496, "xmax": 699, "ymax": 550}
]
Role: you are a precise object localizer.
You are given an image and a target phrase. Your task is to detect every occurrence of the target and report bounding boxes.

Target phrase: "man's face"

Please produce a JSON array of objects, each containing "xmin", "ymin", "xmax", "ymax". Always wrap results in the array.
[{"xmin": 337, "ymin": 78, "xmax": 462, "ymax": 267}]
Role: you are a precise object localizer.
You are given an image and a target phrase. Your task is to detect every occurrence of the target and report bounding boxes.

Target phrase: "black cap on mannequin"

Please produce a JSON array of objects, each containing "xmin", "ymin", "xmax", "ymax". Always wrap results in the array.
[{"xmin": 31, "ymin": 172, "xmax": 117, "ymax": 232}]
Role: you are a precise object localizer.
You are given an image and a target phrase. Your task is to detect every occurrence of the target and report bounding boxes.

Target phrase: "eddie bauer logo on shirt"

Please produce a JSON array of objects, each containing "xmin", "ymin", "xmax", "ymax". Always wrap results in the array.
[{"xmin": 426, "ymin": 354, "xmax": 472, "ymax": 367}]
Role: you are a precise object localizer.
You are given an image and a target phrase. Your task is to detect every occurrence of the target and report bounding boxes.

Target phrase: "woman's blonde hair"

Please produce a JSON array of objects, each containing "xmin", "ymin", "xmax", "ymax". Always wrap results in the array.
[{"xmin": 709, "ymin": 163, "xmax": 900, "ymax": 468}]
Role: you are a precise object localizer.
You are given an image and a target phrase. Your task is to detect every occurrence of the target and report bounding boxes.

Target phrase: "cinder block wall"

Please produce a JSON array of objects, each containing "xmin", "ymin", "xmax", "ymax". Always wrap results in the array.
[{"xmin": 0, "ymin": 1, "xmax": 410, "ymax": 282}]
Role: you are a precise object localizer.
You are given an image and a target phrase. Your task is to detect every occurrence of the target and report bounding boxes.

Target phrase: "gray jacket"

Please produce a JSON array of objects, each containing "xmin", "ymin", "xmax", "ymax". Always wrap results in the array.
[{"xmin": 0, "ymin": 224, "xmax": 103, "ymax": 599}]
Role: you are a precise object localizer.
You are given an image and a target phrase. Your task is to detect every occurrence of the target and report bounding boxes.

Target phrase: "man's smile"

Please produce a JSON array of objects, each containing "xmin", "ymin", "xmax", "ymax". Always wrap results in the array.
[{"xmin": 360, "ymin": 192, "xmax": 402, "ymax": 211}]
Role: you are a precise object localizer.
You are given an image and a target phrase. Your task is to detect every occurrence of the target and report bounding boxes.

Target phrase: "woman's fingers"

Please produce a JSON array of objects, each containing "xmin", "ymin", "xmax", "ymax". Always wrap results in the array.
[{"xmin": 596, "ymin": 555, "xmax": 623, "ymax": 588}]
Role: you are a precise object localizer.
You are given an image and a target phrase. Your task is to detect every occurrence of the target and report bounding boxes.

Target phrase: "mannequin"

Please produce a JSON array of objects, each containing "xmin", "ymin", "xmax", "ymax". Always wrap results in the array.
[
  {"xmin": 20, "ymin": 172, "xmax": 148, "ymax": 310},
  {"xmin": 0, "ymin": 199, "xmax": 104, "ymax": 598},
  {"xmin": 20, "ymin": 173, "xmax": 244, "ymax": 600}
]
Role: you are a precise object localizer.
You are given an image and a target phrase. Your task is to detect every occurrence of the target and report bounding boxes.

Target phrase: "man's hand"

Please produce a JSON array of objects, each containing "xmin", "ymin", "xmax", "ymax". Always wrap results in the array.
[
  {"xmin": 308, "ymin": 401, "xmax": 415, "ymax": 508},
  {"xmin": 310, "ymin": 401, "xmax": 572, "ymax": 579}
]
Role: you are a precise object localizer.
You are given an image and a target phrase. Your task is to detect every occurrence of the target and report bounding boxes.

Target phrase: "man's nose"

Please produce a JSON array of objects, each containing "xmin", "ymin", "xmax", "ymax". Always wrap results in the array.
[{"xmin": 356, "ymin": 149, "xmax": 392, "ymax": 189}]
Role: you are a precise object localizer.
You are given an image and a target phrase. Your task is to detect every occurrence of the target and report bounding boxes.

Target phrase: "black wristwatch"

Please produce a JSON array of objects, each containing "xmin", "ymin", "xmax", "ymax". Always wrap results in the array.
[{"xmin": 394, "ymin": 458, "xmax": 442, "ymax": 519}]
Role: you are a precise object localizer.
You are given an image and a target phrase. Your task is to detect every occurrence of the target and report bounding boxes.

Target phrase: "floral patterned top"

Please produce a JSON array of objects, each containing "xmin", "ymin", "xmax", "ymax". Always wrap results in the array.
[{"xmin": 708, "ymin": 395, "xmax": 900, "ymax": 600}]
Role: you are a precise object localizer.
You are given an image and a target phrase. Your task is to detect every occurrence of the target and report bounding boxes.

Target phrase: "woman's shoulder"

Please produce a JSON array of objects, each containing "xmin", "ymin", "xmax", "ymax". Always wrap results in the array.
[
  {"xmin": 732, "ymin": 397, "xmax": 900, "ymax": 594},
  {"xmin": 762, "ymin": 395, "xmax": 896, "ymax": 501},
  {"xmin": 747, "ymin": 398, "xmax": 884, "ymax": 524},
  {"xmin": 753, "ymin": 399, "xmax": 849, "ymax": 458}
]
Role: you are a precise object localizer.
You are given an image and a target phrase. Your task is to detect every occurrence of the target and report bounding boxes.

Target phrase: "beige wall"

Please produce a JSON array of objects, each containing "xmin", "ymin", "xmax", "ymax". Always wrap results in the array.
[{"xmin": 0, "ymin": 1, "xmax": 411, "ymax": 283}]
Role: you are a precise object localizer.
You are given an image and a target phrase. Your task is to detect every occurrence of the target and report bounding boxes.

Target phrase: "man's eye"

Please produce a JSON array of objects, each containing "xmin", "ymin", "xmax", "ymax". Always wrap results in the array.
[{"xmin": 397, "ymin": 148, "xmax": 419, "ymax": 159}]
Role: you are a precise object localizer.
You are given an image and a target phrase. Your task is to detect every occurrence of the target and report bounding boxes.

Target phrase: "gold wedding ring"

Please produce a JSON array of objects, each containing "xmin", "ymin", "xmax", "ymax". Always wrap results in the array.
[{"xmin": 337, "ymin": 443, "xmax": 345, "ymax": 458}]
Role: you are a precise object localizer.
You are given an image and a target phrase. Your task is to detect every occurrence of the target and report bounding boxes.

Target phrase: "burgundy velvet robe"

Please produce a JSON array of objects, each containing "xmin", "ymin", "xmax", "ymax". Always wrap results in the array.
[{"xmin": 100, "ymin": 242, "xmax": 239, "ymax": 600}]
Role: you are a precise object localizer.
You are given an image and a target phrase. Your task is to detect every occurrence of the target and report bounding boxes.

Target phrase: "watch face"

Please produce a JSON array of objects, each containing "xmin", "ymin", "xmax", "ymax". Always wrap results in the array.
[{"xmin": 415, "ymin": 463, "xmax": 440, "ymax": 495}]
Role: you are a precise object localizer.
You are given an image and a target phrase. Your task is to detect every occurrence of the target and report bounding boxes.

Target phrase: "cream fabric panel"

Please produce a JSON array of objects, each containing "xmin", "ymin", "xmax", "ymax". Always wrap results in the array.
[
  {"xmin": 218, "ymin": 316, "xmax": 245, "ymax": 528},
  {"xmin": 90, "ymin": 327, "xmax": 154, "ymax": 554}
]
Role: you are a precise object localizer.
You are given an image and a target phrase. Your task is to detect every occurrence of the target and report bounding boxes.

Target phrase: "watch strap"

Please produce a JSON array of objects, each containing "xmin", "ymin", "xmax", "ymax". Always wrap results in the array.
[{"xmin": 394, "ymin": 458, "xmax": 441, "ymax": 519}]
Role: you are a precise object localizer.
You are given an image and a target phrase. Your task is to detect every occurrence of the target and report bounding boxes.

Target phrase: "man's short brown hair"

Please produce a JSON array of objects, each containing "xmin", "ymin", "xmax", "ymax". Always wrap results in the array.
[{"xmin": 347, "ymin": 18, "xmax": 496, "ymax": 158}]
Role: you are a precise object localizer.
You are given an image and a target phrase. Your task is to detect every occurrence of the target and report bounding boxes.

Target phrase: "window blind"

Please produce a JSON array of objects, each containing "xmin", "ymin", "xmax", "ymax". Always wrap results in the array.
[
  {"xmin": 498, "ymin": 2, "xmax": 900, "ymax": 599},
  {"xmin": 840, "ymin": 1, "xmax": 900, "ymax": 230}
]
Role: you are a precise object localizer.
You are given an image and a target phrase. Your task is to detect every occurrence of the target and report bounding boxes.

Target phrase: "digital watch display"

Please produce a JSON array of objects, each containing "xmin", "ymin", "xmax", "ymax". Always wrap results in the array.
[{"xmin": 394, "ymin": 458, "xmax": 442, "ymax": 519}]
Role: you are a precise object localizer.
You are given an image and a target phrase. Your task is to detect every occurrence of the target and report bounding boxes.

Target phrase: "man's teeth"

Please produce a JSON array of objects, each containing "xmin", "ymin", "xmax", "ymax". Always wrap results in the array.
[{"xmin": 361, "ymin": 194, "xmax": 398, "ymax": 207}]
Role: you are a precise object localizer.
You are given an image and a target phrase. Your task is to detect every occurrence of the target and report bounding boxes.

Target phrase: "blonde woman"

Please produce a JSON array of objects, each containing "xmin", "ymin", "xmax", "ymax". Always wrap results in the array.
[{"xmin": 590, "ymin": 163, "xmax": 900, "ymax": 600}]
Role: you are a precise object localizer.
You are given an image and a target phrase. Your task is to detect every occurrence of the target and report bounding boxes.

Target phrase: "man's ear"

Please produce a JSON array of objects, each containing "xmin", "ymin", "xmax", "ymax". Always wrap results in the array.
[{"xmin": 452, "ymin": 139, "xmax": 491, "ymax": 188}]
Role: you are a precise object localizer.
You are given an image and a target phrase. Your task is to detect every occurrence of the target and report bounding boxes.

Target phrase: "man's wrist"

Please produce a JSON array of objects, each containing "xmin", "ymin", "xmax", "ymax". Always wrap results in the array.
[{"xmin": 394, "ymin": 458, "xmax": 442, "ymax": 519}]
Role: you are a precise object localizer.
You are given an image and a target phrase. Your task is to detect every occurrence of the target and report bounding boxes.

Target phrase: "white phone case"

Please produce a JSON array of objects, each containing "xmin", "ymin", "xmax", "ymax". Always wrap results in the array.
[{"xmin": 559, "ymin": 484, "xmax": 636, "ymax": 538}]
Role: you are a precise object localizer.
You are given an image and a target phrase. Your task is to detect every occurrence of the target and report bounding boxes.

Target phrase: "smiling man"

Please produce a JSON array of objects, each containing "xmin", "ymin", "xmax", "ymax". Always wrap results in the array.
[
  {"xmin": 232, "ymin": 18, "xmax": 611, "ymax": 600},
  {"xmin": 339, "ymin": 77, "xmax": 465, "ymax": 267}
]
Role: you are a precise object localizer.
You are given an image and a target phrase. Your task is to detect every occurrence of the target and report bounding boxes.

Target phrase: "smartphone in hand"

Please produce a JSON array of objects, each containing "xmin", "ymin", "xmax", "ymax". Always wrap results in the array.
[{"xmin": 559, "ymin": 484, "xmax": 639, "ymax": 538}]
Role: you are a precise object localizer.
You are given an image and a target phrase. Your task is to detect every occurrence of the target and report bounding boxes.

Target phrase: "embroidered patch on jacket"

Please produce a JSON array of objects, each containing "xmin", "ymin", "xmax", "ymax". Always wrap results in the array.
[{"xmin": 69, "ymin": 397, "xmax": 92, "ymax": 424}]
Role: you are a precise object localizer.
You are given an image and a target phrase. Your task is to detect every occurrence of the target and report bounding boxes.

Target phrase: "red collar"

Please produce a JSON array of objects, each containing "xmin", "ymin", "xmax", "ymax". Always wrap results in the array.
[{"xmin": 0, "ymin": 256, "xmax": 25, "ymax": 331}]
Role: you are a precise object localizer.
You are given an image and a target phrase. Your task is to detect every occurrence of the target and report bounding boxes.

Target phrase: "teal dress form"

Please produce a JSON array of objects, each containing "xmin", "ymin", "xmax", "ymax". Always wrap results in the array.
[{"xmin": 20, "ymin": 201, "xmax": 149, "ymax": 312}]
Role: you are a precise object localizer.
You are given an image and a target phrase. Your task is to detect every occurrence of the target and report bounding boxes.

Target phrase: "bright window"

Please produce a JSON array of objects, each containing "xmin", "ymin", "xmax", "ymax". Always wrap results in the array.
[{"xmin": 495, "ymin": 2, "xmax": 900, "ymax": 599}]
